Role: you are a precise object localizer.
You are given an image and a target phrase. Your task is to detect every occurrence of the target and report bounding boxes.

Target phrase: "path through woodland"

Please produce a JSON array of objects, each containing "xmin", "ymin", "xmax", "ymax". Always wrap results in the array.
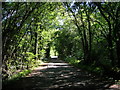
[{"xmin": 3, "ymin": 57, "xmax": 118, "ymax": 90}]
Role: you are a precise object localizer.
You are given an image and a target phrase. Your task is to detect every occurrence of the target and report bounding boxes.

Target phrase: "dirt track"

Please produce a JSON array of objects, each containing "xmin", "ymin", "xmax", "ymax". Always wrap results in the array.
[{"xmin": 3, "ymin": 58, "xmax": 116, "ymax": 90}]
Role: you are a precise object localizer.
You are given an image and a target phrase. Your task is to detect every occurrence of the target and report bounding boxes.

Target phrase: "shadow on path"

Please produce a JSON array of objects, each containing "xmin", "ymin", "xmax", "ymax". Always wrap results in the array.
[{"xmin": 3, "ymin": 58, "xmax": 115, "ymax": 90}]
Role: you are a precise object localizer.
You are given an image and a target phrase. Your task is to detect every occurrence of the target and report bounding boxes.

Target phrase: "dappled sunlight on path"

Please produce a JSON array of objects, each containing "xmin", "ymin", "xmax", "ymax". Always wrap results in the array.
[{"xmin": 3, "ymin": 58, "xmax": 115, "ymax": 90}]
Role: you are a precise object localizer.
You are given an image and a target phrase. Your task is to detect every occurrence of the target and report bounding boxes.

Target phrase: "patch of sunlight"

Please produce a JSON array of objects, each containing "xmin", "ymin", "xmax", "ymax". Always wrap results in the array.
[
  {"xmin": 47, "ymin": 65, "xmax": 71, "ymax": 68},
  {"xmin": 51, "ymin": 56, "xmax": 58, "ymax": 58},
  {"xmin": 58, "ymin": 19, "xmax": 64, "ymax": 25},
  {"xmin": 32, "ymin": 62, "xmax": 71, "ymax": 72},
  {"xmin": 73, "ymin": 82, "xmax": 86, "ymax": 86},
  {"xmin": 75, "ymin": 60, "xmax": 81, "ymax": 63},
  {"xmin": 47, "ymin": 63, "xmax": 68, "ymax": 66},
  {"xmin": 34, "ymin": 66, "xmax": 48, "ymax": 70},
  {"xmin": 109, "ymin": 84, "xmax": 120, "ymax": 89}
]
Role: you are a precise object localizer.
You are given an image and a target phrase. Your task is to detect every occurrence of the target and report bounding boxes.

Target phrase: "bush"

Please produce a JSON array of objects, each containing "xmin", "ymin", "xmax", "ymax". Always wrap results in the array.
[{"xmin": 65, "ymin": 56, "xmax": 80, "ymax": 66}]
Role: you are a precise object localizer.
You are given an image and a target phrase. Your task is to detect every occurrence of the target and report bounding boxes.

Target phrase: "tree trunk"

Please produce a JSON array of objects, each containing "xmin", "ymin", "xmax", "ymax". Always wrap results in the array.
[
  {"xmin": 81, "ymin": 11, "xmax": 89, "ymax": 64},
  {"xmin": 86, "ymin": 11, "xmax": 92, "ymax": 64},
  {"xmin": 95, "ymin": 3, "xmax": 114, "ymax": 66},
  {"xmin": 34, "ymin": 32, "xmax": 38, "ymax": 60},
  {"xmin": 45, "ymin": 43, "xmax": 50, "ymax": 59},
  {"xmin": 116, "ymin": 39, "xmax": 120, "ymax": 67},
  {"xmin": 107, "ymin": 21, "xmax": 114, "ymax": 66}
]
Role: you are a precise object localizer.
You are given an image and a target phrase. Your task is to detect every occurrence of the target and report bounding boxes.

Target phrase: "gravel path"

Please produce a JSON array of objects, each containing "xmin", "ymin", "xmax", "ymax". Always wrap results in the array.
[{"xmin": 3, "ymin": 59, "xmax": 116, "ymax": 90}]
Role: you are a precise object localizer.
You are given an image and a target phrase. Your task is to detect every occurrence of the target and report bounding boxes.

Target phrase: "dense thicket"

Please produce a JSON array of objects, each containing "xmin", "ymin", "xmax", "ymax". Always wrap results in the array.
[{"xmin": 2, "ymin": 2, "xmax": 120, "ymax": 81}]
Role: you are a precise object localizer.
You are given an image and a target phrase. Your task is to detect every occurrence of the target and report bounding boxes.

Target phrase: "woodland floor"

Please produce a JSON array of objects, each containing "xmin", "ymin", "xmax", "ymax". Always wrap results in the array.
[{"xmin": 3, "ymin": 58, "xmax": 120, "ymax": 90}]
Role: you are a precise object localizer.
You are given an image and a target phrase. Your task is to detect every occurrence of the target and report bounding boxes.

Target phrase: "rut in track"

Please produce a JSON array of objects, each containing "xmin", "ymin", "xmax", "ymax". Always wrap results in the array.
[{"xmin": 3, "ymin": 58, "xmax": 115, "ymax": 90}]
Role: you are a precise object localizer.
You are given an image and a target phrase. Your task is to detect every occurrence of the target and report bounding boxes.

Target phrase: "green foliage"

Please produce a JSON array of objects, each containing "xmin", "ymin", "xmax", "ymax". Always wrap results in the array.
[
  {"xmin": 3, "ymin": 69, "xmax": 32, "ymax": 85},
  {"xmin": 64, "ymin": 56, "xmax": 103, "ymax": 75},
  {"xmin": 2, "ymin": 2, "xmax": 120, "ymax": 81},
  {"xmin": 65, "ymin": 57, "xmax": 80, "ymax": 65},
  {"xmin": 112, "ymin": 67, "xmax": 120, "ymax": 73},
  {"xmin": 10, "ymin": 70, "xmax": 31, "ymax": 81}
]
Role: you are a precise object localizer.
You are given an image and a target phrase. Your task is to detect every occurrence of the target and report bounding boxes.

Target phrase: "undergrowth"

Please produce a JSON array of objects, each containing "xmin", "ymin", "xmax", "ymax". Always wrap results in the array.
[
  {"xmin": 64, "ymin": 57, "xmax": 120, "ymax": 84},
  {"xmin": 3, "ymin": 60, "xmax": 44, "ymax": 85}
]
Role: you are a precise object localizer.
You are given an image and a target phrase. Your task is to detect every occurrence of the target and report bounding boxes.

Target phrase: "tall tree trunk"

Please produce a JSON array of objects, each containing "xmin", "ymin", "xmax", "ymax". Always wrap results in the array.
[
  {"xmin": 107, "ymin": 21, "xmax": 114, "ymax": 66},
  {"xmin": 116, "ymin": 39, "xmax": 120, "ymax": 67},
  {"xmin": 34, "ymin": 32, "xmax": 38, "ymax": 60},
  {"xmin": 81, "ymin": 11, "xmax": 89, "ymax": 64},
  {"xmin": 96, "ymin": 3, "xmax": 114, "ymax": 66},
  {"xmin": 86, "ymin": 10, "xmax": 92, "ymax": 64},
  {"xmin": 114, "ymin": 17, "xmax": 120, "ymax": 67},
  {"xmin": 45, "ymin": 43, "xmax": 50, "ymax": 59},
  {"xmin": 114, "ymin": 6, "xmax": 120, "ymax": 67},
  {"xmin": 38, "ymin": 25, "xmax": 42, "ymax": 59}
]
